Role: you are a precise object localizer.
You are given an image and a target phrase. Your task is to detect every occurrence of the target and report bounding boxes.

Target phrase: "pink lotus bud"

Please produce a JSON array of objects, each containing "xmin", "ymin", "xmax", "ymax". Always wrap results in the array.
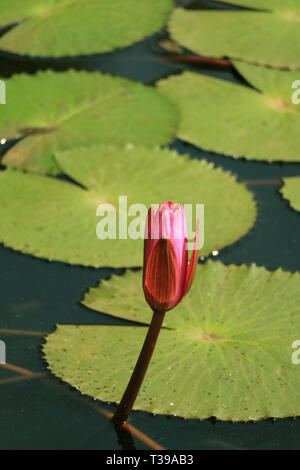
[{"xmin": 143, "ymin": 201, "xmax": 199, "ymax": 313}]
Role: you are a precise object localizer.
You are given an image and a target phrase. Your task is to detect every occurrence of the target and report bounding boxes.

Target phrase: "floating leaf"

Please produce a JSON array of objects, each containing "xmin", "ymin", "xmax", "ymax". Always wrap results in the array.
[
  {"xmin": 82, "ymin": 269, "xmax": 161, "ymax": 326},
  {"xmin": 169, "ymin": 4, "xmax": 300, "ymax": 69},
  {"xmin": 0, "ymin": 0, "xmax": 173, "ymax": 57},
  {"xmin": 158, "ymin": 63, "xmax": 300, "ymax": 162},
  {"xmin": 280, "ymin": 177, "xmax": 300, "ymax": 213},
  {"xmin": 43, "ymin": 261, "xmax": 300, "ymax": 421},
  {"xmin": 1, "ymin": 70, "xmax": 177, "ymax": 175},
  {"xmin": 0, "ymin": 145, "xmax": 256, "ymax": 267}
]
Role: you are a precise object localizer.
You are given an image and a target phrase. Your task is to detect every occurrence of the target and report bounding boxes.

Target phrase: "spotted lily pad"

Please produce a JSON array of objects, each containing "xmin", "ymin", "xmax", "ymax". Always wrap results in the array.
[
  {"xmin": 280, "ymin": 177, "xmax": 300, "ymax": 213},
  {"xmin": 158, "ymin": 63, "xmax": 300, "ymax": 162},
  {"xmin": 169, "ymin": 3, "xmax": 300, "ymax": 69},
  {"xmin": 0, "ymin": 145, "xmax": 256, "ymax": 267},
  {"xmin": 1, "ymin": 70, "xmax": 177, "ymax": 175},
  {"xmin": 82, "ymin": 269, "xmax": 163, "ymax": 326},
  {"xmin": 0, "ymin": 0, "xmax": 173, "ymax": 57},
  {"xmin": 43, "ymin": 261, "xmax": 300, "ymax": 421}
]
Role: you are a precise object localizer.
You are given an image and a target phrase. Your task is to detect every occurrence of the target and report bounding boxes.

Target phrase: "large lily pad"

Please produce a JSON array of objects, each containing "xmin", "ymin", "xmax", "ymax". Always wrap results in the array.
[
  {"xmin": 169, "ymin": 3, "xmax": 300, "ymax": 69},
  {"xmin": 1, "ymin": 70, "xmax": 177, "ymax": 175},
  {"xmin": 43, "ymin": 261, "xmax": 300, "ymax": 421},
  {"xmin": 0, "ymin": 145, "xmax": 256, "ymax": 267},
  {"xmin": 158, "ymin": 63, "xmax": 300, "ymax": 162},
  {"xmin": 280, "ymin": 177, "xmax": 300, "ymax": 213},
  {"xmin": 0, "ymin": 0, "xmax": 173, "ymax": 57}
]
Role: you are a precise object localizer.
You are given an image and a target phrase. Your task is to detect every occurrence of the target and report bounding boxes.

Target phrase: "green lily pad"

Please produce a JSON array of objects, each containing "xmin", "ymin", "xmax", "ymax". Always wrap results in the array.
[
  {"xmin": 1, "ymin": 70, "xmax": 177, "ymax": 175},
  {"xmin": 0, "ymin": 145, "xmax": 256, "ymax": 267},
  {"xmin": 280, "ymin": 177, "xmax": 300, "ymax": 213},
  {"xmin": 158, "ymin": 63, "xmax": 300, "ymax": 162},
  {"xmin": 43, "ymin": 261, "xmax": 300, "ymax": 421},
  {"xmin": 169, "ymin": 4, "xmax": 300, "ymax": 69},
  {"xmin": 82, "ymin": 269, "xmax": 164, "ymax": 326},
  {"xmin": 0, "ymin": 0, "xmax": 173, "ymax": 57}
]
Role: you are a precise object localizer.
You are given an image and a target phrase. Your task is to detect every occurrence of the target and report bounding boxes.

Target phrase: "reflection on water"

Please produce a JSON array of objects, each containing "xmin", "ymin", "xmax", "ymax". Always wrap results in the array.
[
  {"xmin": 12, "ymin": 301, "xmax": 42, "ymax": 314},
  {"xmin": 114, "ymin": 423, "xmax": 136, "ymax": 450}
]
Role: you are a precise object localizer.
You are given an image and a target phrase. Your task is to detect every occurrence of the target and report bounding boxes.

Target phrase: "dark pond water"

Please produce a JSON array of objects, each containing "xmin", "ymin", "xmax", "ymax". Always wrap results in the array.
[{"xmin": 1, "ymin": 4, "xmax": 300, "ymax": 450}]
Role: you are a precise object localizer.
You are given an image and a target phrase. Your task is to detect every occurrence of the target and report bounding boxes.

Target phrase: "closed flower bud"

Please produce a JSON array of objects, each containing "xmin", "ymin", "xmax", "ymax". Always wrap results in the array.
[{"xmin": 143, "ymin": 201, "xmax": 199, "ymax": 313}]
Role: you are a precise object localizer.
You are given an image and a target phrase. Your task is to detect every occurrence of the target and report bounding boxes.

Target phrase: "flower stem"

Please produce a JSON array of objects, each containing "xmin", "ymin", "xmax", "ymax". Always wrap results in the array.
[{"xmin": 113, "ymin": 310, "xmax": 165, "ymax": 427}]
